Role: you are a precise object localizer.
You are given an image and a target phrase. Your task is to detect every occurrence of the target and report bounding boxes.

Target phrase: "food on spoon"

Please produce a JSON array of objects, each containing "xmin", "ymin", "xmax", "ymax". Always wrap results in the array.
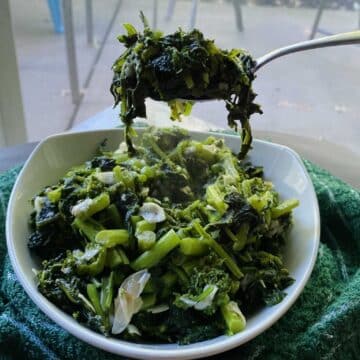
[{"xmin": 111, "ymin": 13, "xmax": 262, "ymax": 158}]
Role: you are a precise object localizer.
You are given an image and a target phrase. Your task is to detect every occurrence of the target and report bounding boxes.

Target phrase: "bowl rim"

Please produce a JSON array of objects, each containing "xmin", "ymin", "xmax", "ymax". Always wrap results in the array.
[{"xmin": 6, "ymin": 128, "xmax": 320, "ymax": 360}]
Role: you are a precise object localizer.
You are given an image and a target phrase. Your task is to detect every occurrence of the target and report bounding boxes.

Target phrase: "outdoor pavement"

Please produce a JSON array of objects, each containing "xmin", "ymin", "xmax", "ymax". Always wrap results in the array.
[{"xmin": 10, "ymin": 0, "xmax": 360, "ymax": 160}]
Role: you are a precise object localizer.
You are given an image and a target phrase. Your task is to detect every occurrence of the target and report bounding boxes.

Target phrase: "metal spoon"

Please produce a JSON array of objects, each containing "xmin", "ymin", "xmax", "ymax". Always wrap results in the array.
[
  {"xmin": 254, "ymin": 30, "xmax": 360, "ymax": 71},
  {"xmin": 177, "ymin": 30, "xmax": 360, "ymax": 101}
]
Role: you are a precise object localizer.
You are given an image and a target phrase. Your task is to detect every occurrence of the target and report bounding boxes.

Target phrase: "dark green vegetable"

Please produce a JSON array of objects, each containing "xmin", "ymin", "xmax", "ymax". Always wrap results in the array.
[
  {"xmin": 192, "ymin": 220, "xmax": 243, "ymax": 279},
  {"xmin": 89, "ymin": 156, "xmax": 116, "ymax": 171},
  {"xmin": 28, "ymin": 198, "xmax": 81, "ymax": 260},
  {"xmin": 37, "ymin": 254, "xmax": 109, "ymax": 335},
  {"xmin": 111, "ymin": 13, "xmax": 262, "ymax": 158},
  {"xmin": 30, "ymin": 127, "xmax": 297, "ymax": 344},
  {"xmin": 131, "ymin": 305, "xmax": 224, "ymax": 344}
]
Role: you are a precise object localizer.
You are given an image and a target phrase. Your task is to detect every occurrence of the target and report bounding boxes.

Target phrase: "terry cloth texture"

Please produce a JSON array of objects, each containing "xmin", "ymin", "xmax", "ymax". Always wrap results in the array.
[{"xmin": 0, "ymin": 162, "xmax": 359, "ymax": 360}]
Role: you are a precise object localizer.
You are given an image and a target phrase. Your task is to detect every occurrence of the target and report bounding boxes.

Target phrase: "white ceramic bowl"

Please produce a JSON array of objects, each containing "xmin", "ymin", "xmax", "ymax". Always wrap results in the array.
[{"xmin": 6, "ymin": 129, "xmax": 320, "ymax": 360}]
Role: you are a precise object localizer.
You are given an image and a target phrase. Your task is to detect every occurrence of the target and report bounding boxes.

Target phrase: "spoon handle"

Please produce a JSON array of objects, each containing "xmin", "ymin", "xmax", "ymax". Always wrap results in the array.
[{"xmin": 254, "ymin": 30, "xmax": 360, "ymax": 71}]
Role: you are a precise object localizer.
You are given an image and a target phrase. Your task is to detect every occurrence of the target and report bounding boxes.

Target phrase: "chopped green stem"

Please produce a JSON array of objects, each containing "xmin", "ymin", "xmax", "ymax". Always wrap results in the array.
[
  {"xmin": 105, "ymin": 248, "xmax": 121, "ymax": 268},
  {"xmin": 131, "ymin": 215, "xmax": 142, "ymax": 228},
  {"xmin": 131, "ymin": 229, "xmax": 181, "ymax": 270},
  {"xmin": 95, "ymin": 229, "xmax": 129, "ymax": 248},
  {"xmin": 87, "ymin": 284, "xmax": 104, "ymax": 316},
  {"xmin": 76, "ymin": 249, "xmax": 106, "ymax": 276},
  {"xmin": 136, "ymin": 220, "xmax": 156, "ymax": 233},
  {"xmin": 78, "ymin": 293, "xmax": 96, "ymax": 314},
  {"xmin": 125, "ymin": 125, "xmax": 136, "ymax": 154},
  {"xmin": 271, "ymin": 199, "xmax": 300, "ymax": 219},
  {"xmin": 137, "ymin": 231, "xmax": 156, "ymax": 252},
  {"xmin": 180, "ymin": 237, "xmax": 208, "ymax": 256},
  {"xmin": 224, "ymin": 227, "xmax": 238, "ymax": 243},
  {"xmin": 221, "ymin": 301, "xmax": 246, "ymax": 335},
  {"xmin": 172, "ymin": 266, "xmax": 189, "ymax": 287},
  {"xmin": 56, "ymin": 279, "xmax": 79, "ymax": 304},
  {"xmin": 104, "ymin": 204, "xmax": 123, "ymax": 228},
  {"xmin": 193, "ymin": 220, "xmax": 243, "ymax": 279},
  {"xmin": 47, "ymin": 187, "xmax": 62, "ymax": 203},
  {"xmin": 206, "ymin": 184, "xmax": 228, "ymax": 215},
  {"xmin": 72, "ymin": 218, "xmax": 104, "ymax": 242},
  {"xmin": 223, "ymin": 155, "xmax": 239, "ymax": 180},
  {"xmin": 100, "ymin": 272, "xmax": 114, "ymax": 313},
  {"xmin": 146, "ymin": 136, "xmax": 169, "ymax": 160},
  {"xmin": 76, "ymin": 193, "xmax": 110, "ymax": 219},
  {"xmin": 234, "ymin": 223, "xmax": 249, "ymax": 252},
  {"xmin": 238, "ymin": 118, "xmax": 252, "ymax": 160},
  {"xmin": 136, "ymin": 220, "xmax": 157, "ymax": 251},
  {"xmin": 117, "ymin": 248, "xmax": 130, "ymax": 264}
]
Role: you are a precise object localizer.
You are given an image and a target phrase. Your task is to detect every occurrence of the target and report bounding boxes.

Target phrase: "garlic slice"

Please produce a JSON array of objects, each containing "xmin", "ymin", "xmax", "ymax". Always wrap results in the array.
[
  {"xmin": 111, "ymin": 270, "xmax": 150, "ymax": 335},
  {"xmin": 71, "ymin": 198, "xmax": 93, "ymax": 217},
  {"xmin": 127, "ymin": 324, "xmax": 141, "ymax": 336},
  {"xmin": 115, "ymin": 141, "xmax": 128, "ymax": 154},
  {"xmin": 95, "ymin": 172, "xmax": 115, "ymax": 185},
  {"xmin": 179, "ymin": 285, "xmax": 218, "ymax": 311},
  {"xmin": 146, "ymin": 304, "xmax": 169, "ymax": 314},
  {"xmin": 139, "ymin": 202, "xmax": 166, "ymax": 223},
  {"xmin": 34, "ymin": 196, "xmax": 46, "ymax": 214}
]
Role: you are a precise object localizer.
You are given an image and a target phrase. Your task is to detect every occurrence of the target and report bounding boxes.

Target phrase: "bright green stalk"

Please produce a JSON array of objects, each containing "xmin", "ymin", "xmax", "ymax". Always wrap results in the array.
[
  {"xmin": 87, "ymin": 284, "xmax": 104, "ymax": 316},
  {"xmin": 206, "ymin": 183, "xmax": 228, "ymax": 215},
  {"xmin": 137, "ymin": 231, "xmax": 156, "ymax": 252},
  {"xmin": 271, "ymin": 199, "xmax": 299, "ymax": 219},
  {"xmin": 72, "ymin": 218, "xmax": 104, "ymax": 242},
  {"xmin": 106, "ymin": 247, "xmax": 129, "ymax": 269},
  {"xmin": 221, "ymin": 301, "xmax": 246, "ymax": 335},
  {"xmin": 179, "ymin": 237, "xmax": 208, "ymax": 256},
  {"xmin": 76, "ymin": 249, "xmax": 106, "ymax": 276},
  {"xmin": 136, "ymin": 220, "xmax": 156, "ymax": 233},
  {"xmin": 131, "ymin": 229, "xmax": 181, "ymax": 270},
  {"xmin": 95, "ymin": 229, "xmax": 129, "ymax": 248},
  {"xmin": 192, "ymin": 220, "xmax": 243, "ymax": 279},
  {"xmin": 75, "ymin": 193, "xmax": 110, "ymax": 219},
  {"xmin": 100, "ymin": 271, "xmax": 114, "ymax": 313},
  {"xmin": 136, "ymin": 220, "xmax": 157, "ymax": 252}
]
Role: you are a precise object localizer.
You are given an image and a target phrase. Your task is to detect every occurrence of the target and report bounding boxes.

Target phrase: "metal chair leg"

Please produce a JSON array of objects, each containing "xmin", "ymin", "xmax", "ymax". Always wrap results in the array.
[
  {"xmin": 47, "ymin": 0, "xmax": 64, "ymax": 33},
  {"xmin": 62, "ymin": 0, "xmax": 81, "ymax": 106},
  {"xmin": 85, "ymin": 0, "xmax": 94, "ymax": 46},
  {"xmin": 233, "ymin": 0, "xmax": 244, "ymax": 32},
  {"xmin": 153, "ymin": 0, "xmax": 158, "ymax": 29},
  {"xmin": 165, "ymin": 0, "xmax": 176, "ymax": 22},
  {"xmin": 189, "ymin": 0, "xmax": 198, "ymax": 30},
  {"xmin": 309, "ymin": 0, "xmax": 326, "ymax": 40}
]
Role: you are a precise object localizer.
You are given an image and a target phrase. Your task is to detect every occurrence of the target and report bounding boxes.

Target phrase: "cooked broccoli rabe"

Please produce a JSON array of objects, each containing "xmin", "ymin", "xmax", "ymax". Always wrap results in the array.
[
  {"xmin": 29, "ymin": 127, "xmax": 297, "ymax": 344},
  {"xmin": 111, "ymin": 13, "xmax": 262, "ymax": 158}
]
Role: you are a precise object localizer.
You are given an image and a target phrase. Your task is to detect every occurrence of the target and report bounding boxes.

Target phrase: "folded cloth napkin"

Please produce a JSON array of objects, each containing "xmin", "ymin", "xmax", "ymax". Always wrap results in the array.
[{"xmin": 0, "ymin": 162, "xmax": 359, "ymax": 360}]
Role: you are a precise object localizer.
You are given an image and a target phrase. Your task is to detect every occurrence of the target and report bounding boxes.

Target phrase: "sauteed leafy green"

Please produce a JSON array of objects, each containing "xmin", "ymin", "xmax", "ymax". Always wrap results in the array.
[{"xmin": 30, "ymin": 128, "xmax": 298, "ymax": 344}]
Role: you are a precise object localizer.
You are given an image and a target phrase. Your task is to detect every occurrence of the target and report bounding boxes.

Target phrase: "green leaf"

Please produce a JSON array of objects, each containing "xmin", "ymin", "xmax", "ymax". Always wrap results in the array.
[{"xmin": 123, "ymin": 23, "xmax": 137, "ymax": 36}]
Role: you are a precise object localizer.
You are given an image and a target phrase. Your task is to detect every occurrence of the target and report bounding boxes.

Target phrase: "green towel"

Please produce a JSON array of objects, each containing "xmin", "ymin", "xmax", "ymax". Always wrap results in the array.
[{"xmin": 0, "ymin": 162, "xmax": 359, "ymax": 360}]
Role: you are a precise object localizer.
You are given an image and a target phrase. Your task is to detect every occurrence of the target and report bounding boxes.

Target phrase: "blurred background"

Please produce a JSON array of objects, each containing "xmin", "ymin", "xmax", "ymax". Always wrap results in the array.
[{"xmin": 1, "ymin": 0, "xmax": 359, "ymax": 185}]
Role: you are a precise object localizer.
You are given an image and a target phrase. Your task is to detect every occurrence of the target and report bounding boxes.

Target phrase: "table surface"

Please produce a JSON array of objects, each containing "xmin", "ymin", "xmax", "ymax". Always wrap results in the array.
[{"xmin": 1, "ymin": 101, "xmax": 359, "ymax": 189}]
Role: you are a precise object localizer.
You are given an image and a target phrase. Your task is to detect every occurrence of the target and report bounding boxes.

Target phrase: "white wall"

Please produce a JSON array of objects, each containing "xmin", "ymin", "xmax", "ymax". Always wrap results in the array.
[{"xmin": 0, "ymin": 0, "xmax": 27, "ymax": 147}]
